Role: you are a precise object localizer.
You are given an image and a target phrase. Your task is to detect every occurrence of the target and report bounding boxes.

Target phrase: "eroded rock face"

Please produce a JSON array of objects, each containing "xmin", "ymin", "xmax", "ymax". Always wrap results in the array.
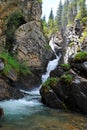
[
  {"xmin": 14, "ymin": 21, "xmax": 52, "ymax": 69},
  {"xmin": 0, "ymin": 0, "xmax": 22, "ymax": 52},
  {"xmin": 21, "ymin": 0, "xmax": 42, "ymax": 22}
]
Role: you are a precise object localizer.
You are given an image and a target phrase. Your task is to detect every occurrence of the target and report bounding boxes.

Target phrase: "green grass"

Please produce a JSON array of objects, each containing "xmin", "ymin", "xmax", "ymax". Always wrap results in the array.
[
  {"xmin": 37, "ymin": 0, "xmax": 42, "ymax": 3},
  {"xmin": 74, "ymin": 51, "xmax": 87, "ymax": 62},
  {"xmin": 0, "ymin": 52, "xmax": 31, "ymax": 75},
  {"xmin": 42, "ymin": 77, "xmax": 58, "ymax": 88},
  {"xmin": 60, "ymin": 64, "xmax": 71, "ymax": 70},
  {"xmin": 42, "ymin": 77, "xmax": 58, "ymax": 92},
  {"xmin": 60, "ymin": 74, "xmax": 73, "ymax": 84}
]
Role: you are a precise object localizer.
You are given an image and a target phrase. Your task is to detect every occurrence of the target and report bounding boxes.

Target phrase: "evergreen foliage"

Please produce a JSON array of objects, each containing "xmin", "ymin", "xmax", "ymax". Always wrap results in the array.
[
  {"xmin": 41, "ymin": 0, "xmax": 87, "ymax": 37},
  {"xmin": 55, "ymin": 0, "xmax": 63, "ymax": 30}
]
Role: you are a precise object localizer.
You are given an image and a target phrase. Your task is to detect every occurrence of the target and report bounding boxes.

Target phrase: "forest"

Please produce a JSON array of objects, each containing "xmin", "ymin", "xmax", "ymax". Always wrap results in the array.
[{"xmin": 42, "ymin": 0, "xmax": 87, "ymax": 37}]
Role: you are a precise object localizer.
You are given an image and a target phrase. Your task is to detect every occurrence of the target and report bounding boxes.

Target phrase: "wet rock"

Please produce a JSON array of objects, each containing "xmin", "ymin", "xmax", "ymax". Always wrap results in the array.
[
  {"xmin": 0, "ymin": 107, "xmax": 4, "ymax": 118},
  {"xmin": 50, "ymin": 66, "xmax": 68, "ymax": 78},
  {"xmin": 40, "ymin": 84, "xmax": 66, "ymax": 109}
]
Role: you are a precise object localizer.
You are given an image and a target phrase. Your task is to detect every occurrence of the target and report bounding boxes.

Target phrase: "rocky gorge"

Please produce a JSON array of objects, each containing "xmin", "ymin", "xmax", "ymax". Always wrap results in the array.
[
  {"xmin": 0, "ymin": 0, "xmax": 87, "ymax": 118},
  {"xmin": 40, "ymin": 20, "xmax": 87, "ymax": 114},
  {"xmin": 0, "ymin": 0, "xmax": 53, "ymax": 101}
]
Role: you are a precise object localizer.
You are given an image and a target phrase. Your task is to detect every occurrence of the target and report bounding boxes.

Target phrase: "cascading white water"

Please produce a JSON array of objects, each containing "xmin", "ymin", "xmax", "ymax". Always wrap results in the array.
[
  {"xmin": 0, "ymin": 37, "xmax": 61, "ymax": 119},
  {"xmin": 42, "ymin": 55, "xmax": 61, "ymax": 83}
]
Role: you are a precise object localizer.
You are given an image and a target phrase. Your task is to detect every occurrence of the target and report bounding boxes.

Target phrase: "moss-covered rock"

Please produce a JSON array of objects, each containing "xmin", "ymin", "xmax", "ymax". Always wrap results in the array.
[
  {"xmin": 60, "ymin": 64, "xmax": 71, "ymax": 71},
  {"xmin": 0, "ymin": 52, "xmax": 31, "ymax": 77},
  {"xmin": 60, "ymin": 74, "xmax": 73, "ymax": 85},
  {"xmin": 74, "ymin": 51, "xmax": 87, "ymax": 62}
]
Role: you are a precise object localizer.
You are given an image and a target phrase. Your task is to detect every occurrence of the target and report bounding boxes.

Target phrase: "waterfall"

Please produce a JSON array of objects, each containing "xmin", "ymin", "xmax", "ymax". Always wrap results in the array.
[
  {"xmin": 0, "ymin": 37, "xmax": 61, "ymax": 118},
  {"xmin": 42, "ymin": 37, "xmax": 61, "ymax": 83},
  {"xmin": 42, "ymin": 55, "xmax": 61, "ymax": 83}
]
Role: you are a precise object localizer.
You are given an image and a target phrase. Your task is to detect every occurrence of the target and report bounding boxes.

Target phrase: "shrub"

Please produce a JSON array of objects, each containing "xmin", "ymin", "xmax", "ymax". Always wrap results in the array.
[
  {"xmin": 0, "ymin": 52, "xmax": 31, "ymax": 75},
  {"xmin": 74, "ymin": 51, "xmax": 87, "ymax": 62}
]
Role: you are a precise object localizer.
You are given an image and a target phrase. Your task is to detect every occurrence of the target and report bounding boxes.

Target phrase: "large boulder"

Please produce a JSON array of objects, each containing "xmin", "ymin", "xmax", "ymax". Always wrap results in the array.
[
  {"xmin": 40, "ymin": 55, "xmax": 87, "ymax": 114},
  {"xmin": 40, "ymin": 79, "xmax": 67, "ymax": 109},
  {"xmin": 13, "ymin": 21, "xmax": 53, "ymax": 70}
]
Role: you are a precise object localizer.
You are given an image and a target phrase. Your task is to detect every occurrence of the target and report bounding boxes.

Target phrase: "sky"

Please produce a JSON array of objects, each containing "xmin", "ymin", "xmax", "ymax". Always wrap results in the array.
[{"xmin": 42, "ymin": 0, "xmax": 64, "ymax": 21}]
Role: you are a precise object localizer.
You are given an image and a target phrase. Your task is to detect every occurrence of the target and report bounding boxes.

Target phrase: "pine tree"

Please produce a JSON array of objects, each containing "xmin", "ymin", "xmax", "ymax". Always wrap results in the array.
[
  {"xmin": 49, "ymin": 8, "xmax": 54, "ymax": 20},
  {"xmin": 62, "ymin": 0, "xmax": 69, "ymax": 29},
  {"xmin": 48, "ymin": 8, "xmax": 54, "ymax": 28},
  {"xmin": 55, "ymin": 0, "xmax": 63, "ymax": 30}
]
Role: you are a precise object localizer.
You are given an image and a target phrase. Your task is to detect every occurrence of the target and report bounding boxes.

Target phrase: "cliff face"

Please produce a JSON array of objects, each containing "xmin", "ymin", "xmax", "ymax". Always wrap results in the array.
[
  {"xmin": 0, "ymin": 0, "xmax": 53, "ymax": 100},
  {"xmin": 0, "ymin": 0, "xmax": 52, "ymax": 69},
  {"xmin": 13, "ymin": 0, "xmax": 52, "ymax": 69},
  {"xmin": 0, "ymin": 0, "xmax": 20, "ymax": 52}
]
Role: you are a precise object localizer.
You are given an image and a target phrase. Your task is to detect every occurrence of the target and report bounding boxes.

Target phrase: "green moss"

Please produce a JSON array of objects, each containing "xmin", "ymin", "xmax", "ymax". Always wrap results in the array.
[
  {"xmin": 69, "ymin": 42, "xmax": 74, "ymax": 47},
  {"xmin": 81, "ymin": 17, "xmax": 87, "ymax": 24},
  {"xmin": 0, "ymin": 52, "xmax": 31, "ymax": 75},
  {"xmin": 80, "ymin": 32, "xmax": 87, "ymax": 43},
  {"xmin": 74, "ymin": 51, "xmax": 87, "ymax": 62},
  {"xmin": 42, "ymin": 77, "xmax": 58, "ymax": 88},
  {"xmin": 60, "ymin": 64, "xmax": 71, "ymax": 70},
  {"xmin": 42, "ymin": 77, "xmax": 58, "ymax": 93},
  {"xmin": 60, "ymin": 74, "xmax": 73, "ymax": 84},
  {"xmin": 37, "ymin": 0, "xmax": 42, "ymax": 3}
]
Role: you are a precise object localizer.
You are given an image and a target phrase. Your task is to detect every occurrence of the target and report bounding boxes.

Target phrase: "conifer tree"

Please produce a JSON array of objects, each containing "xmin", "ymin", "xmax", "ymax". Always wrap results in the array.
[
  {"xmin": 62, "ymin": 0, "xmax": 69, "ymax": 29},
  {"xmin": 48, "ymin": 8, "xmax": 54, "ymax": 28},
  {"xmin": 55, "ymin": 0, "xmax": 63, "ymax": 30}
]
